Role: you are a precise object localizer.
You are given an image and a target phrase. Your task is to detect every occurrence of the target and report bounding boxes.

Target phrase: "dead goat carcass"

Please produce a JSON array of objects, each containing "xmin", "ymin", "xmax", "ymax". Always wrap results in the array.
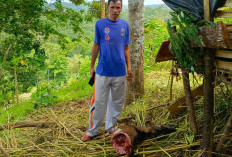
[{"xmin": 111, "ymin": 124, "xmax": 176, "ymax": 156}]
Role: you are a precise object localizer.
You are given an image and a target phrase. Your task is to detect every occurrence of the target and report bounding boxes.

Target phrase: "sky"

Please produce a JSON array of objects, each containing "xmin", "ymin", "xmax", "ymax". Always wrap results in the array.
[{"xmin": 47, "ymin": 0, "xmax": 164, "ymax": 5}]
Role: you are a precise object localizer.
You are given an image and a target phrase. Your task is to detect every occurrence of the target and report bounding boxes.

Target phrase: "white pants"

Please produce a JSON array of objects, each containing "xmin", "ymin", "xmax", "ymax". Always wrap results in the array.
[{"xmin": 87, "ymin": 74, "xmax": 126, "ymax": 136}]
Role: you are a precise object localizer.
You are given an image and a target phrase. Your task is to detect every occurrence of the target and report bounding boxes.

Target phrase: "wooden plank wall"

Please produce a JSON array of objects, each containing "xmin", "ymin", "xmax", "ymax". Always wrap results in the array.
[{"xmin": 215, "ymin": 0, "xmax": 232, "ymax": 73}]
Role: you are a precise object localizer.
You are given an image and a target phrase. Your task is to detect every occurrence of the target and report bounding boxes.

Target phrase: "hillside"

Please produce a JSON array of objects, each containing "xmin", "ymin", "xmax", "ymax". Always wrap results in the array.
[
  {"xmin": 45, "ymin": 2, "xmax": 88, "ymax": 10},
  {"xmin": 45, "ymin": 2, "xmax": 169, "ymax": 11}
]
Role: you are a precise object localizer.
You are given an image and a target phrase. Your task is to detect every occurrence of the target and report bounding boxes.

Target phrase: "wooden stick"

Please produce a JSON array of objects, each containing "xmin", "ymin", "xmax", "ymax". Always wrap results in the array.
[{"xmin": 0, "ymin": 121, "xmax": 56, "ymax": 131}]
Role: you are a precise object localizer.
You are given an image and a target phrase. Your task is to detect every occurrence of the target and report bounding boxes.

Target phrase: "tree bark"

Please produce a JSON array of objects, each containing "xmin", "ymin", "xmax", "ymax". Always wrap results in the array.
[
  {"xmin": 126, "ymin": 0, "xmax": 144, "ymax": 105},
  {"xmin": 100, "ymin": 0, "xmax": 105, "ymax": 19},
  {"xmin": 181, "ymin": 69, "xmax": 198, "ymax": 135},
  {"xmin": 201, "ymin": 49, "xmax": 215, "ymax": 157}
]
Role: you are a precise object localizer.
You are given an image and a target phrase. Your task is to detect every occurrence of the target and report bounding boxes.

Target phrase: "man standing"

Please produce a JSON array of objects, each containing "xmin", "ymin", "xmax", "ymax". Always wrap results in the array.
[{"xmin": 81, "ymin": 0, "xmax": 133, "ymax": 141}]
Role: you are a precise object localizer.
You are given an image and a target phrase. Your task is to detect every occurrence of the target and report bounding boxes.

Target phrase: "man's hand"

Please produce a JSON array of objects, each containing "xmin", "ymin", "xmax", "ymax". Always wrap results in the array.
[
  {"xmin": 126, "ymin": 69, "xmax": 133, "ymax": 81},
  {"xmin": 90, "ymin": 67, "xmax": 95, "ymax": 77}
]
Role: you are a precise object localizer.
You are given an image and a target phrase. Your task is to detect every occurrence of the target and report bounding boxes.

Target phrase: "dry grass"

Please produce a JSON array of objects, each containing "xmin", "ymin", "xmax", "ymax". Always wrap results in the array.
[{"xmin": 0, "ymin": 71, "xmax": 231, "ymax": 157}]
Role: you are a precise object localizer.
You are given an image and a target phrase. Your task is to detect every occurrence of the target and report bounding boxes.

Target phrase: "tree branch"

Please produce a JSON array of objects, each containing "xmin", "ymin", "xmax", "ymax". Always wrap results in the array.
[{"xmin": 0, "ymin": 121, "xmax": 56, "ymax": 131}]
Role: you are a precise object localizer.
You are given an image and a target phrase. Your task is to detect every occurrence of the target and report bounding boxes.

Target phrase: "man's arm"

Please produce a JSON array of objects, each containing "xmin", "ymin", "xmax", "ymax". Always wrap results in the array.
[
  {"xmin": 90, "ymin": 43, "xmax": 100, "ymax": 76},
  {"xmin": 124, "ymin": 45, "xmax": 133, "ymax": 81}
]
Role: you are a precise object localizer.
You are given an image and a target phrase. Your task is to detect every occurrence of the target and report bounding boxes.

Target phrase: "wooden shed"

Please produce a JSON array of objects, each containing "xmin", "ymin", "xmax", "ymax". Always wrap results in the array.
[{"xmin": 156, "ymin": 0, "xmax": 232, "ymax": 156}]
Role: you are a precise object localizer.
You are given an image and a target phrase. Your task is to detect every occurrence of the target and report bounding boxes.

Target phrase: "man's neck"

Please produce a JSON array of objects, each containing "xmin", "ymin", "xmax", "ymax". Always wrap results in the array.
[{"xmin": 108, "ymin": 16, "xmax": 119, "ymax": 21}]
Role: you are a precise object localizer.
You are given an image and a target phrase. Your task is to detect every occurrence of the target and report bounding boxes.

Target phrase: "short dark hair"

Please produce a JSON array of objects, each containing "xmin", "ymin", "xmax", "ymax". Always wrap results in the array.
[{"xmin": 108, "ymin": 0, "xmax": 122, "ymax": 6}]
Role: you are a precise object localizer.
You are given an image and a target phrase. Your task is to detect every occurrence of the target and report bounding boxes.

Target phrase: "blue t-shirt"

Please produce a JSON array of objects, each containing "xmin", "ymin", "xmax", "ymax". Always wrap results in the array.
[{"xmin": 94, "ymin": 18, "xmax": 130, "ymax": 77}]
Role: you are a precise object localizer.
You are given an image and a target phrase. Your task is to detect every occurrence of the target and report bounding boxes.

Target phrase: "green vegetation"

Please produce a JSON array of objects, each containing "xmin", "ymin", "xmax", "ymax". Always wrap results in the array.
[
  {"xmin": 167, "ymin": 9, "xmax": 215, "ymax": 74},
  {"xmin": 0, "ymin": 1, "xmax": 170, "ymax": 125},
  {"xmin": 1, "ymin": 1, "xmax": 231, "ymax": 157}
]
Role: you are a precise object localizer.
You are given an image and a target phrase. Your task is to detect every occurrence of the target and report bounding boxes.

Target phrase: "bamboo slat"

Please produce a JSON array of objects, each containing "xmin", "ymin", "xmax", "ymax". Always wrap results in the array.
[
  {"xmin": 216, "ymin": 60, "xmax": 232, "ymax": 71},
  {"xmin": 215, "ymin": 11, "xmax": 232, "ymax": 18},
  {"xmin": 215, "ymin": 50, "xmax": 232, "ymax": 59}
]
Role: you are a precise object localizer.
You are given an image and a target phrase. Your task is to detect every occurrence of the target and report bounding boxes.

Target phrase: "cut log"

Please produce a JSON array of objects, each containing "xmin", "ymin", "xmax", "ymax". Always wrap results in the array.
[
  {"xmin": 198, "ymin": 21, "xmax": 231, "ymax": 49},
  {"xmin": 0, "ymin": 121, "xmax": 56, "ymax": 131},
  {"xmin": 168, "ymin": 84, "xmax": 204, "ymax": 117}
]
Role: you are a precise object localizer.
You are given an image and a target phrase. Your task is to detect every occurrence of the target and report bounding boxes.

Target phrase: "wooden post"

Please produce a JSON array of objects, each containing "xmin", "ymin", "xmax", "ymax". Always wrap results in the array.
[
  {"xmin": 204, "ymin": 0, "xmax": 210, "ymax": 21},
  {"xmin": 181, "ymin": 69, "xmax": 198, "ymax": 135},
  {"xmin": 170, "ymin": 61, "xmax": 174, "ymax": 101},
  {"xmin": 202, "ymin": 49, "xmax": 215, "ymax": 157},
  {"xmin": 201, "ymin": 1, "xmax": 215, "ymax": 157},
  {"xmin": 170, "ymin": 26, "xmax": 176, "ymax": 101}
]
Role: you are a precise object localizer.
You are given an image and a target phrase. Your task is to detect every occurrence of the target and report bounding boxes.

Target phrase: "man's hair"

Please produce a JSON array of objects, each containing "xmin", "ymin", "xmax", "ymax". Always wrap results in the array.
[{"xmin": 108, "ymin": 0, "xmax": 122, "ymax": 6}]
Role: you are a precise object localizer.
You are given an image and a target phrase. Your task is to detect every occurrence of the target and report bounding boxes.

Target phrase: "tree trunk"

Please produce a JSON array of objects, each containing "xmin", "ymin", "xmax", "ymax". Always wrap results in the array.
[
  {"xmin": 126, "ymin": 0, "xmax": 144, "ymax": 105},
  {"xmin": 201, "ymin": 49, "xmax": 215, "ymax": 157},
  {"xmin": 182, "ymin": 69, "xmax": 198, "ymax": 135},
  {"xmin": 100, "ymin": 0, "xmax": 105, "ymax": 19},
  {"xmin": 14, "ymin": 65, "xmax": 19, "ymax": 106}
]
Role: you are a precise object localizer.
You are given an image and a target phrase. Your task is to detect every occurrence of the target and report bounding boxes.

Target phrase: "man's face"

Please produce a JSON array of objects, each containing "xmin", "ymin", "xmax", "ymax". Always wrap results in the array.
[{"xmin": 108, "ymin": 1, "xmax": 122, "ymax": 21}]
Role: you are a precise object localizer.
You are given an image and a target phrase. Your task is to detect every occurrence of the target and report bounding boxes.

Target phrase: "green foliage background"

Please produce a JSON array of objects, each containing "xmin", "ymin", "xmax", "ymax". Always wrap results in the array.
[{"xmin": 0, "ymin": 1, "xmax": 170, "ymax": 124}]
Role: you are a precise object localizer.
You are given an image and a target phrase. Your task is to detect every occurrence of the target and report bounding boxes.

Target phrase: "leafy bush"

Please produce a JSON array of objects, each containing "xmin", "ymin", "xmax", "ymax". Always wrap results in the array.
[
  {"xmin": 31, "ymin": 82, "xmax": 58, "ymax": 108},
  {"xmin": 0, "ymin": 71, "xmax": 15, "ymax": 106},
  {"xmin": 144, "ymin": 18, "xmax": 169, "ymax": 71}
]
